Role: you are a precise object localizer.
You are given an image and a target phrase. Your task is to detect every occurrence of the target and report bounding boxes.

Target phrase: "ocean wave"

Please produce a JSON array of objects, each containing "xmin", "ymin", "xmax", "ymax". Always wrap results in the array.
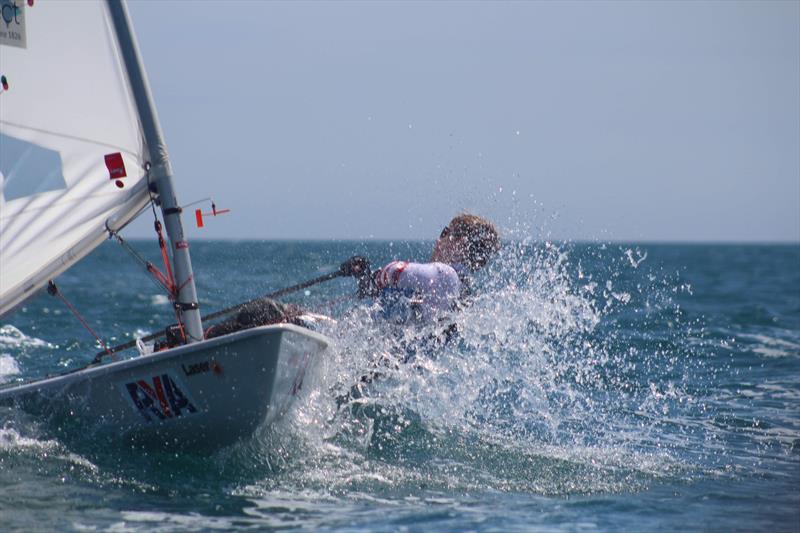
[
  {"xmin": 0, "ymin": 325, "xmax": 52, "ymax": 350},
  {"xmin": 0, "ymin": 426, "xmax": 61, "ymax": 453},
  {"xmin": 752, "ymin": 346, "xmax": 797, "ymax": 358},
  {"xmin": 0, "ymin": 427, "xmax": 95, "ymax": 470},
  {"xmin": 738, "ymin": 332, "xmax": 800, "ymax": 358},
  {"xmin": 0, "ymin": 426, "xmax": 104, "ymax": 498},
  {"xmin": 118, "ymin": 511, "xmax": 243, "ymax": 531}
]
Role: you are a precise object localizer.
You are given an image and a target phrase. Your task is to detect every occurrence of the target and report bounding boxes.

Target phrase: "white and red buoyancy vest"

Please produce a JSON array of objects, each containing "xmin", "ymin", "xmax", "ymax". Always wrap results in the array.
[{"xmin": 373, "ymin": 261, "xmax": 463, "ymax": 322}]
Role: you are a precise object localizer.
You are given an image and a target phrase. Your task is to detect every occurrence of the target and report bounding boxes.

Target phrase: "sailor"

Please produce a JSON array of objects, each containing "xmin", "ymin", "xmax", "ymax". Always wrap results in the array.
[
  {"xmin": 202, "ymin": 297, "xmax": 305, "ymax": 340},
  {"xmin": 335, "ymin": 214, "xmax": 500, "ymax": 404},
  {"xmin": 342, "ymin": 213, "xmax": 501, "ymax": 327}
]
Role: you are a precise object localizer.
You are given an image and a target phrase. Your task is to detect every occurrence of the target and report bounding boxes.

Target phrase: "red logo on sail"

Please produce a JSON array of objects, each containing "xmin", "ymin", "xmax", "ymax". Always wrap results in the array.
[{"xmin": 104, "ymin": 152, "xmax": 127, "ymax": 188}]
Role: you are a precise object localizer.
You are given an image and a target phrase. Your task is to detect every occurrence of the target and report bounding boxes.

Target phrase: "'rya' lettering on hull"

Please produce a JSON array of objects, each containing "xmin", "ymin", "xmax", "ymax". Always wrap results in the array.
[{"xmin": 123, "ymin": 373, "xmax": 198, "ymax": 422}]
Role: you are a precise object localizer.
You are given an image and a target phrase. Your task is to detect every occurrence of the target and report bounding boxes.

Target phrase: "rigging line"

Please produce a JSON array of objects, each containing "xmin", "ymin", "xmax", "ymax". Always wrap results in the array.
[
  {"xmin": 181, "ymin": 197, "xmax": 212, "ymax": 209},
  {"xmin": 172, "ymin": 313, "xmax": 187, "ymax": 342},
  {"xmin": 143, "ymin": 169, "xmax": 186, "ymax": 342},
  {"xmin": 101, "ymin": 230, "xmax": 187, "ymax": 356},
  {"xmin": 143, "ymin": 166, "xmax": 177, "ymax": 293},
  {"xmin": 106, "ymin": 226, "xmax": 174, "ymax": 295},
  {"xmin": 122, "ymin": 167, "xmax": 185, "ymax": 344},
  {"xmin": 176, "ymin": 274, "xmax": 194, "ymax": 293},
  {"xmin": 154, "ymin": 220, "xmax": 176, "ymax": 292},
  {"xmin": 106, "ymin": 226, "xmax": 147, "ymax": 268},
  {"xmin": 47, "ymin": 281, "xmax": 117, "ymax": 362},
  {"xmin": 143, "ymin": 166, "xmax": 178, "ymax": 294}
]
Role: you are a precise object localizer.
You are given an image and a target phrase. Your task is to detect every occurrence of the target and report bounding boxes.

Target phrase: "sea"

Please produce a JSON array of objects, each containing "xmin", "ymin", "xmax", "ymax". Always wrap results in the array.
[{"xmin": 0, "ymin": 239, "xmax": 798, "ymax": 532}]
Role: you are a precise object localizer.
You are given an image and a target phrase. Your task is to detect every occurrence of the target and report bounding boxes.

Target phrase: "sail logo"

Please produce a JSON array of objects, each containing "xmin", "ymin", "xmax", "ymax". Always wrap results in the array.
[
  {"xmin": 104, "ymin": 152, "xmax": 127, "ymax": 188},
  {"xmin": 0, "ymin": 0, "xmax": 26, "ymax": 48},
  {"xmin": 122, "ymin": 372, "xmax": 199, "ymax": 423}
]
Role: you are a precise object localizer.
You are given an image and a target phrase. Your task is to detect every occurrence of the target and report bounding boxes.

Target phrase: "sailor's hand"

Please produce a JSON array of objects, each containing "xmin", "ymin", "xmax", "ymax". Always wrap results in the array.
[
  {"xmin": 339, "ymin": 256, "xmax": 371, "ymax": 277},
  {"xmin": 339, "ymin": 256, "xmax": 379, "ymax": 298}
]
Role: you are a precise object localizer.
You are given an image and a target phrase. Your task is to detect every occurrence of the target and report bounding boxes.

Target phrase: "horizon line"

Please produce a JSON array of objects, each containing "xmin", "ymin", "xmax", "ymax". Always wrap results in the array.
[{"xmin": 118, "ymin": 236, "xmax": 800, "ymax": 246}]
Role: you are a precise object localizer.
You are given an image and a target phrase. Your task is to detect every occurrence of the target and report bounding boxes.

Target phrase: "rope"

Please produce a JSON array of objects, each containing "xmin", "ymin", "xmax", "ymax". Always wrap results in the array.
[
  {"xmin": 48, "ymin": 282, "xmax": 117, "ymax": 362},
  {"xmin": 113, "ymin": 165, "xmax": 186, "ymax": 345},
  {"xmin": 152, "ymin": 220, "xmax": 186, "ymax": 343},
  {"xmin": 154, "ymin": 220, "xmax": 177, "ymax": 295},
  {"xmin": 144, "ymin": 165, "xmax": 184, "ymax": 343},
  {"xmin": 109, "ymin": 229, "xmax": 172, "ymax": 294},
  {"xmin": 142, "ymin": 165, "xmax": 177, "ymax": 294}
]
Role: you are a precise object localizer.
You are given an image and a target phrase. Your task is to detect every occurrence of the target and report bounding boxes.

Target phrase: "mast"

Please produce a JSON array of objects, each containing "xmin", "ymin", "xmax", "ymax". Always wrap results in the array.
[{"xmin": 106, "ymin": 0, "xmax": 204, "ymax": 343}]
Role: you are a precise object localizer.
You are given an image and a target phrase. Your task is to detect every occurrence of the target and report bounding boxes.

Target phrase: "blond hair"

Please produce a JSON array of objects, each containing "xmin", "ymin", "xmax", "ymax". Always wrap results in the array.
[{"xmin": 444, "ymin": 213, "xmax": 500, "ymax": 271}]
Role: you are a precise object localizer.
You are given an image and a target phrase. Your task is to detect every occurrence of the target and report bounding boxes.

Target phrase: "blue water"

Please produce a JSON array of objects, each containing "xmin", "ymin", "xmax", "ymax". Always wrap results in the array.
[{"xmin": 1, "ymin": 240, "xmax": 798, "ymax": 531}]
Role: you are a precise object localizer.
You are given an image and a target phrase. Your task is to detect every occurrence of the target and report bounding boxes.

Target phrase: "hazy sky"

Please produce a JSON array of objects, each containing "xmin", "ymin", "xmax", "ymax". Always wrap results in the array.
[{"xmin": 125, "ymin": 0, "xmax": 799, "ymax": 242}]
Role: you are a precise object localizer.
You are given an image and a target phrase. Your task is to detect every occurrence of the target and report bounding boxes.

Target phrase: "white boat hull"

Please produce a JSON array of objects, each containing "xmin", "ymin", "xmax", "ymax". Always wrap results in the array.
[{"xmin": 0, "ymin": 324, "xmax": 327, "ymax": 450}]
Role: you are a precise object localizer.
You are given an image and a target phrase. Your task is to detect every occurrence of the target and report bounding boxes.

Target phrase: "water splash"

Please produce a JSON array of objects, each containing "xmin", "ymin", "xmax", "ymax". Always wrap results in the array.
[
  {"xmin": 0, "ymin": 355, "xmax": 20, "ymax": 382},
  {"xmin": 262, "ymin": 239, "xmax": 708, "ymax": 497}
]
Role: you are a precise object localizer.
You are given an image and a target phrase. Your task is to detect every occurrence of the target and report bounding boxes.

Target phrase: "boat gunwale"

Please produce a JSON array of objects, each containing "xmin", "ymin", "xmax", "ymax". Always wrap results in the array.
[{"xmin": 0, "ymin": 323, "xmax": 329, "ymax": 398}]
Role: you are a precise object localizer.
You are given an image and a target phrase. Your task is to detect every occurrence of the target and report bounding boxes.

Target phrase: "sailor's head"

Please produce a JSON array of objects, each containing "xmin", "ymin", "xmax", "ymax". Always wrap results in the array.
[{"xmin": 432, "ymin": 213, "xmax": 500, "ymax": 271}]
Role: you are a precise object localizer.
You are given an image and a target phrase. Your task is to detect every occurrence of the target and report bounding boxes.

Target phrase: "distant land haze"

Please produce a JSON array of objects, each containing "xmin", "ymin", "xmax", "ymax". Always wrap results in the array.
[{"xmin": 123, "ymin": 1, "xmax": 798, "ymax": 243}]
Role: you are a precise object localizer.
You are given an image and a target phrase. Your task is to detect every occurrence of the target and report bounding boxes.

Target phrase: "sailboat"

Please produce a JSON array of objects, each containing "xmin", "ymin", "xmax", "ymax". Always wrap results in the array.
[{"xmin": 0, "ymin": 0, "xmax": 329, "ymax": 449}]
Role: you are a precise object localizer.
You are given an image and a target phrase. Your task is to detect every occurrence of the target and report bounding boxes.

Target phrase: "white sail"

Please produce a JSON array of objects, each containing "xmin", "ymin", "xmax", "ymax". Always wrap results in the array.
[{"xmin": 0, "ymin": 0, "xmax": 151, "ymax": 317}]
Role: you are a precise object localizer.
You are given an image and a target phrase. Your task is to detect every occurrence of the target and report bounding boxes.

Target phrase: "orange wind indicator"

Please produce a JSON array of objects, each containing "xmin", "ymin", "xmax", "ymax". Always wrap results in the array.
[{"xmin": 194, "ymin": 201, "xmax": 230, "ymax": 228}]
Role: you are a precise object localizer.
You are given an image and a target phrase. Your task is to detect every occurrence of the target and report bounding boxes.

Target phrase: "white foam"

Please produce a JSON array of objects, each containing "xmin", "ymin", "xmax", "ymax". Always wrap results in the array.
[
  {"xmin": 0, "ymin": 324, "xmax": 52, "ymax": 349},
  {"xmin": 0, "ymin": 353, "xmax": 20, "ymax": 381},
  {"xmin": 150, "ymin": 294, "xmax": 170, "ymax": 306},
  {"xmin": 0, "ymin": 426, "xmax": 59, "ymax": 452},
  {"xmin": 119, "ymin": 511, "xmax": 239, "ymax": 530},
  {"xmin": 739, "ymin": 333, "xmax": 800, "ymax": 358},
  {"xmin": 0, "ymin": 427, "xmax": 100, "ymax": 475},
  {"xmin": 752, "ymin": 346, "xmax": 794, "ymax": 358}
]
